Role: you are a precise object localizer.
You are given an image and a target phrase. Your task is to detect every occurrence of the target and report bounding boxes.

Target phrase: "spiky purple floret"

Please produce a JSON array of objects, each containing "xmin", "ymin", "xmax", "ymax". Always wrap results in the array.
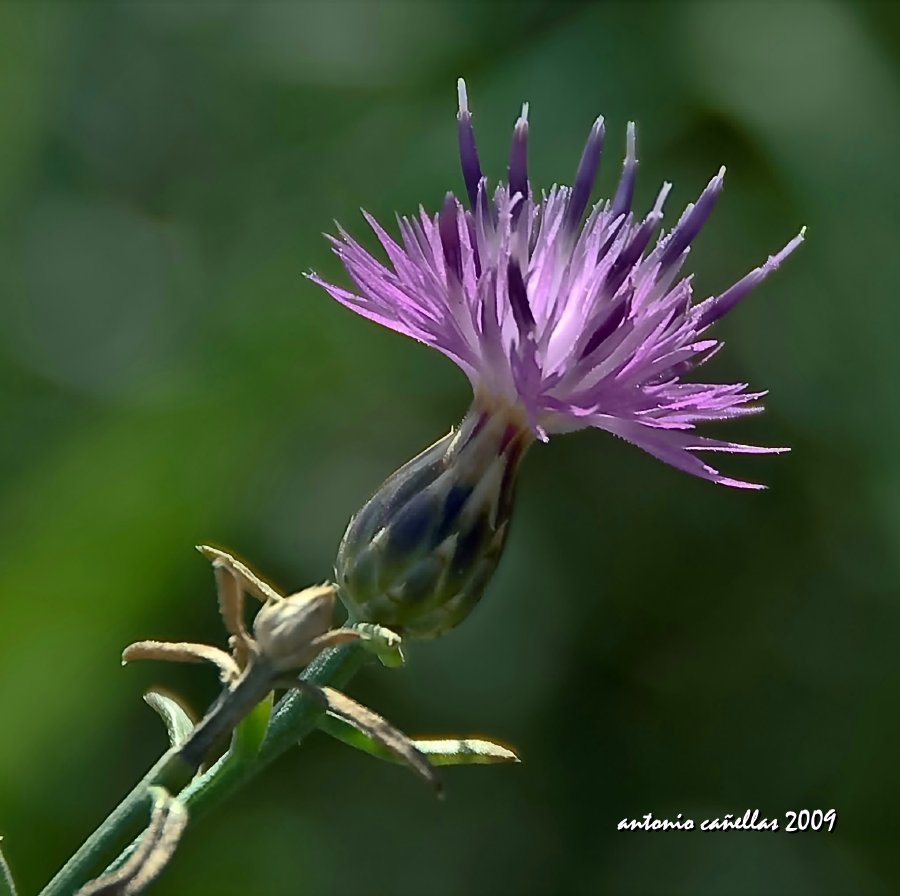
[{"xmin": 310, "ymin": 80, "xmax": 803, "ymax": 489}]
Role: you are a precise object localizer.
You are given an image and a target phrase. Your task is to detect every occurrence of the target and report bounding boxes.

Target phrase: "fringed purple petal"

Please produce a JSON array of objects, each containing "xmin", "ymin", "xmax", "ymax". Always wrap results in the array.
[
  {"xmin": 438, "ymin": 193, "xmax": 463, "ymax": 284},
  {"xmin": 609, "ymin": 122, "xmax": 637, "ymax": 222},
  {"xmin": 655, "ymin": 167, "xmax": 725, "ymax": 271},
  {"xmin": 562, "ymin": 116, "xmax": 605, "ymax": 235},
  {"xmin": 457, "ymin": 79, "xmax": 483, "ymax": 211},
  {"xmin": 310, "ymin": 81, "xmax": 802, "ymax": 487},
  {"xmin": 590, "ymin": 416, "xmax": 775, "ymax": 490},
  {"xmin": 507, "ymin": 104, "xmax": 529, "ymax": 203},
  {"xmin": 693, "ymin": 228, "xmax": 806, "ymax": 330}
]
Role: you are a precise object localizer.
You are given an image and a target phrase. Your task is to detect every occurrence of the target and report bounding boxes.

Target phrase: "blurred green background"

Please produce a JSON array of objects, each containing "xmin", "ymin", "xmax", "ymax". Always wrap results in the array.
[{"xmin": 1, "ymin": 1, "xmax": 898, "ymax": 894}]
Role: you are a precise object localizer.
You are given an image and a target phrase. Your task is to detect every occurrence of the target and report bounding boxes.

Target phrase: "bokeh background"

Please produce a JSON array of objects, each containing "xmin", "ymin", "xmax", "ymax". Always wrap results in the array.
[{"xmin": 1, "ymin": 1, "xmax": 898, "ymax": 894}]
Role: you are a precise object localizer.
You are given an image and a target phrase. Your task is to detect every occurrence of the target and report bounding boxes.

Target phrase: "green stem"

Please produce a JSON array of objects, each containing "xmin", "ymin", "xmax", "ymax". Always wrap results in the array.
[
  {"xmin": 39, "ymin": 642, "xmax": 368, "ymax": 896},
  {"xmin": 1, "ymin": 838, "xmax": 18, "ymax": 896},
  {"xmin": 38, "ymin": 751, "xmax": 193, "ymax": 896},
  {"xmin": 180, "ymin": 640, "xmax": 367, "ymax": 821}
]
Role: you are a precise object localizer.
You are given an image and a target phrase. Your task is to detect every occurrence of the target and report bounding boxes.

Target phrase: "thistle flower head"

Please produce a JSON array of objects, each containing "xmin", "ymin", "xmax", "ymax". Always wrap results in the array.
[{"xmin": 311, "ymin": 80, "xmax": 802, "ymax": 489}]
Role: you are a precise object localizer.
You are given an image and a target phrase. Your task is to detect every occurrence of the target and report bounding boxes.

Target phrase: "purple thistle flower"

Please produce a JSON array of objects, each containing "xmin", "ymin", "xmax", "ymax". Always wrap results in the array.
[{"xmin": 311, "ymin": 80, "xmax": 803, "ymax": 490}]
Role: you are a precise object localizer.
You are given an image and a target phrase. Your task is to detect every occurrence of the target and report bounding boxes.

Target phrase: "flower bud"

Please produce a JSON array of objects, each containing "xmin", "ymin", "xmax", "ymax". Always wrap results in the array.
[
  {"xmin": 335, "ymin": 397, "xmax": 532, "ymax": 639},
  {"xmin": 253, "ymin": 585, "xmax": 337, "ymax": 671}
]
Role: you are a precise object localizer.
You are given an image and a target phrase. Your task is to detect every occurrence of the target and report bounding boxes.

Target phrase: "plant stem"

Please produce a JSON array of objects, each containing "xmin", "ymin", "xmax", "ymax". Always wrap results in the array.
[
  {"xmin": 1, "ymin": 838, "xmax": 18, "ymax": 896},
  {"xmin": 38, "ymin": 641, "xmax": 368, "ymax": 896},
  {"xmin": 180, "ymin": 639, "xmax": 368, "ymax": 821},
  {"xmin": 38, "ymin": 752, "xmax": 192, "ymax": 896}
]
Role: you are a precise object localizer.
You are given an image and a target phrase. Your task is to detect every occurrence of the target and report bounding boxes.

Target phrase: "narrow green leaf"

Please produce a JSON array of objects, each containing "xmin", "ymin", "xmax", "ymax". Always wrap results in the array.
[
  {"xmin": 142, "ymin": 691, "xmax": 195, "ymax": 749},
  {"xmin": 317, "ymin": 712, "xmax": 521, "ymax": 766},
  {"xmin": 229, "ymin": 690, "xmax": 273, "ymax": 761},
  {"xmin": 409, "ymin": 737, "xmax": 521, "ymax": 765},
  {"xmin": 0, "ymin": 837, "xmax": 18, "ymax": 896},
  {"xmin": 315, "ymin": 685, "xmax": 441, "ymax": 793}
]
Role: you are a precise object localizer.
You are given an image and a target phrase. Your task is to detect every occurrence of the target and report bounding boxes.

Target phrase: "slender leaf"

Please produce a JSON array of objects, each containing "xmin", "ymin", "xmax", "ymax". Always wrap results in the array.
[
  {"xmin": 230, "ymin": 690, "xmax": 273, "ymax": 761},
  {"xmin": 142, "ymin": 692, "xmax": 195, "ymax": 749},
  {"xmin": 0, "ymin": 837, "xmax": 17, "ymax": 896},
  {"xmin": 298, "ymin": 682, "xmax": 441, "ymax": 793},
  {"xmin": 318, "ymin": 713, "xmax": 521, "ymax": 766}
]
